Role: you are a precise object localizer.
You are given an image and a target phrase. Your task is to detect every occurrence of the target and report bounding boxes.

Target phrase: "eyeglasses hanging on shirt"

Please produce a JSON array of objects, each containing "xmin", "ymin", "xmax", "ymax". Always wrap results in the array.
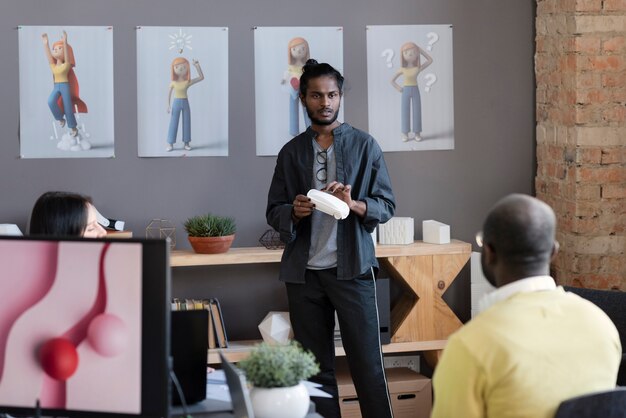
[{"xmin": 316, "ymin": 150, "xmax": 328, "ymax": 183}]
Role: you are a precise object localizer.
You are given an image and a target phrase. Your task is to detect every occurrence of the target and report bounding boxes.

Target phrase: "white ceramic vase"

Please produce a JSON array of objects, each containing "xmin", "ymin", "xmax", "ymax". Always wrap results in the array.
[{"xmin": 249, "ymin": 382, "xmax": 310, "ymax": 418}]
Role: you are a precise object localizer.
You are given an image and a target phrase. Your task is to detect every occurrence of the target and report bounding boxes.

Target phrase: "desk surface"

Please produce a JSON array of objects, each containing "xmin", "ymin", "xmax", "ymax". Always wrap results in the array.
[{"xmin": 170, "ymin": 399, "xmax": 323, "ymax": 417}]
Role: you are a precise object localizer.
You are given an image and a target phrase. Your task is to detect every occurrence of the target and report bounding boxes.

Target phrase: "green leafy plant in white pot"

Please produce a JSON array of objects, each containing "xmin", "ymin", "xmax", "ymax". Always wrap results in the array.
[{"xmin": 238, "ymin": 341, "xmax": 320, "ymax": 418}]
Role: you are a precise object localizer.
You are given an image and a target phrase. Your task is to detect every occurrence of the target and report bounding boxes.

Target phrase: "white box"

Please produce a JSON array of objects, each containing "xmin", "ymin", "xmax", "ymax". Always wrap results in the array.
[
  {"xmin": 379, "ymin": 217, "xmax": 414, "ymax": 245},
  {"xmin": 422, "ymin": 220, "xmax": 450, "ymax": 244}
]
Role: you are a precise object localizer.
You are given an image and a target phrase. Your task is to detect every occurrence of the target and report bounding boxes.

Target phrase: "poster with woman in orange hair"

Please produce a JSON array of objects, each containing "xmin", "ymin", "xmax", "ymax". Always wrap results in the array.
[
  {"xmin": 137, "ymin": 26, "xmax": 228, "ymax": 157},
  {"xmin": 19, "ymin": 26, "xmax": 114, "ymax": 159},
  {"xmin": 367, "ymin": 25, "xmax": 454, "ymax": 152},
  {"xmin": 281, "ymin": 37, "xmax": 311, "ymax": 136},
  {"xmin": 254, "ymin": 26, "xmax": 344, "ymax": 156},
  {"xmin": 166, "ymin": 57, "xmax": 204, "ymax": 152},
  {"xmin": 41, "ymin": 30, "xmax": 88, "ymax": 139}
]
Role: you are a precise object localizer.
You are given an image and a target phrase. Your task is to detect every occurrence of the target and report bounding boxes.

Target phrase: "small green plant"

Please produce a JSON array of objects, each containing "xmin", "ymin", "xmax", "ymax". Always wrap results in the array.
[
  {"xmin": 238, "ymin": 341, "xmax": 320, "ymax": 388},
  {"xmin": 183, "ymin": 213, "xmax": 236, "ymax": 237}
]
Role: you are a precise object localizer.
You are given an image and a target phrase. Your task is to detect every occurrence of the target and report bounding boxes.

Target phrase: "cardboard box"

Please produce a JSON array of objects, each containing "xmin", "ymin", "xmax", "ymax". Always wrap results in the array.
[{"xmin": 336, "ymin": 365, "xmax": 432, "ymax": 418}]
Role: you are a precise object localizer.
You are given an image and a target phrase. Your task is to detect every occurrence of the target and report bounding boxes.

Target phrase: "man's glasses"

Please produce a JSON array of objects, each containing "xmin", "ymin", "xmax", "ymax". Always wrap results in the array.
[{"xmin": 316, "ymin": 150, "xmax": 327, "ymax": 183}]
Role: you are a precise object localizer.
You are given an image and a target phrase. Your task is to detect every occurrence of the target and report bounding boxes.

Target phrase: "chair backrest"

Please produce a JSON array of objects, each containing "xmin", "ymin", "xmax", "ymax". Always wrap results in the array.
[
  {"xmin": 219, "ymin": 352, "xmax": 255, "ymax": 418},
  {"xmin": 564, "ymin": 286, "xmax": 626, "ymax": 350},
  {"xmin": 554, "ymin": 387, "xmax": 626, "ymax": 418}
]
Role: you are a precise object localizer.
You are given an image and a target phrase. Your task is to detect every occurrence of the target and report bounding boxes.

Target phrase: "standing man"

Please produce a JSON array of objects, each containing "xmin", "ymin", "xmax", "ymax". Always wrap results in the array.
[
  {"xmin": 432, "ymin": 194, "xmax": 622, "ymax": 418},
  {"xmin": 266, "ymin": 59, "xmax": 395, "ymax": 418}
]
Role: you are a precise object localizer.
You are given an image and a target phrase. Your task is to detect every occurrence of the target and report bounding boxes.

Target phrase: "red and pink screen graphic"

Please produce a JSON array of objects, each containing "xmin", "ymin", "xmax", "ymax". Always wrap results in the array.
[{"xmin": 0, "ymin": 240, "xmax": 142, "ymax": 414}]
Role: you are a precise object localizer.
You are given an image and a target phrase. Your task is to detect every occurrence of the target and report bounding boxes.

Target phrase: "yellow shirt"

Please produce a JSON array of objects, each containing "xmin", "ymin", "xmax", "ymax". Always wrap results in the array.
[
  {"xmin": 50, "ymin": 62, "xmax": 70, "ymax": 83},
  {"xmin": 398, "ymin": 66, "xmax": 419, "ymax": 87},
  {"xmin": 431, "ymin": 287, "xmax": 621, "ymax": 418},
  {"xmin": 170, "ymin": 80, "xmax": 190, "ymax": 99},
  {"xmin": 287, "ymin": 64, "xmax": 303, "ymax": 79}
]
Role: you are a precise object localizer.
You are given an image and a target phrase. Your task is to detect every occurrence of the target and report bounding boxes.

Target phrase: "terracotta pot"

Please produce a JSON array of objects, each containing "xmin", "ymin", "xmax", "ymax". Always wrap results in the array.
[{"xmin": 188, "ymin": 234, "xmax": 235, "ymax": 254}]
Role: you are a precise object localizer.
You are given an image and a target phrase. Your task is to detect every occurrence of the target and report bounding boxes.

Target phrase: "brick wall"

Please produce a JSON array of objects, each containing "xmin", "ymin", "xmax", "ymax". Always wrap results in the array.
[{"xmin": 535, "ymin": 0, "xmax": 625, "ymax": 289}]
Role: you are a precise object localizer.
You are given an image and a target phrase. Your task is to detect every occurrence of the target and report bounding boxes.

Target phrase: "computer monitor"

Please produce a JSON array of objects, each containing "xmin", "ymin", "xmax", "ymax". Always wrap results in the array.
[
  {"xmin": 0, "ymin": 236, "xmax": 170, "ymax": 418},
  {"xmin": 219, "ymin": 352, "xmax": 255, "ymax": 418}
]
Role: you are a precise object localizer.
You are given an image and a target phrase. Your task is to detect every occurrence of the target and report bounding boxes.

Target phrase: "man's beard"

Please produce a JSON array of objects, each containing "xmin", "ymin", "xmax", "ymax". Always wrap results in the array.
[{"xmin": 305, "ymin": 105, "xmax": 340, "ymax": 126}]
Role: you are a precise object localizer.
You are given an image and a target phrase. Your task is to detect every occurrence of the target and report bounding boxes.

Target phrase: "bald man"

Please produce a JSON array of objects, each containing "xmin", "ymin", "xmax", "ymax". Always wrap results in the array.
[{"xmin": 431, "ymin": 194, "xmax": 621, "ymax": 418}]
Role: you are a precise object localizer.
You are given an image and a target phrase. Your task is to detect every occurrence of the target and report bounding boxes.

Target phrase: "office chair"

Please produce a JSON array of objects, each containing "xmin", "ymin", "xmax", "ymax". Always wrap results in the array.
[
  {"xmin": 564, "ymin": 286, "xmax": 626, "ymax": 385},
  {"xmin": 554, "ymin": 387, "xmax": 626, "ymax": 418}
]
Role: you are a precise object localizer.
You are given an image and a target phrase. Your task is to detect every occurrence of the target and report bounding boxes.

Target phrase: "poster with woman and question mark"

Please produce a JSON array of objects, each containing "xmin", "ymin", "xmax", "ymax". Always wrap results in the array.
[
  {"xmin": 367, "ymin": 25, "xmax": 454, "ymax": 152},
  {"xmin": 136, "ymin": 26, "xmax": 229, "ymax": 157}
]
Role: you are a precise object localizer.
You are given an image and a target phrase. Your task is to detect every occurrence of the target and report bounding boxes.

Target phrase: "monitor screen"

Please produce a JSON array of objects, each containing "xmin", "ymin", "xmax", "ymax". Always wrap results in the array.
[{"xmin": 0, "ymin": 236, "xmax": 170, "ymax": 418}]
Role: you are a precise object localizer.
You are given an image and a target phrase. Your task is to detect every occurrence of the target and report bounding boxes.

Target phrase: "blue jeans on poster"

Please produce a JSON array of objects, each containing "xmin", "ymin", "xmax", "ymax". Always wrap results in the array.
[
  {"xmin": 401, "ymin": 86, "xmax": 421, "ymax": 134},
  {"xmin": 48, "ymin": 82, "xmax": 77, "ymax": 129},
  {"xmin": 168, "ymin": 98, "xmax": 191, "ymax": 144},
  {"xmin": 289, "ymin": 89, "xmax": 310, "ymax": 136}
]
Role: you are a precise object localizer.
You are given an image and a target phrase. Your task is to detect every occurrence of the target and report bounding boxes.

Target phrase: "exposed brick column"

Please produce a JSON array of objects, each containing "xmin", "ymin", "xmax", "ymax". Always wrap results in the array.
[{"xmin": 535, "ymin": 0, "xmax": 625, "ymax": 289}]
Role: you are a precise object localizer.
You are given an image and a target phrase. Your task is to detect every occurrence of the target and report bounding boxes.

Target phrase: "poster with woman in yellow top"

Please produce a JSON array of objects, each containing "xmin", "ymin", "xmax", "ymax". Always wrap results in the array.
[
  {"xmin": 137, "ymin": 26, "xmax": 228, "ymax": 157},
  {"xmin": 254, "ymin": 26, "xmax": 344, "ymax": 156},
  {"xmin": 367, "ymin": 25, "xmax": 454, "ymax": 152},
  {"xmin": 391, "ymin": 42, "xmax": 433, "ymax": 142},
  {"xmin": 18, "ymin": 26, "xmax": 114, "ymax": 159},
  {"xmin": 166, "ymin": 57, "xmax": 204, "ymax": 152},
  {"xmin": 281, "ymin": 37, "xmax": 311, "ymax": 137}
]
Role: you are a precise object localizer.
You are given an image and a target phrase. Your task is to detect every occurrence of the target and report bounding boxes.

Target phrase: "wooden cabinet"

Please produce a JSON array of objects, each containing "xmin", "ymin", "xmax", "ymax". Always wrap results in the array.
[{"xmin": 171, "ymin": 240, "xmax": 471, "ymax": 365}]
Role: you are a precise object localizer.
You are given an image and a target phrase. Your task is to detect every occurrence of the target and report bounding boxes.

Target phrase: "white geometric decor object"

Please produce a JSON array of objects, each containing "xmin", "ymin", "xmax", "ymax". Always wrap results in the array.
[
  {"xmin": 378, "ymin": 217, "xmax": 414, "ymax": 245},
  {"xmin": 422, "ymin": 220, "xmax": 450, "ymax": 244},
  {"xmin": 258, "ymin": 311, "xmax": 293, "ymax": 346}
]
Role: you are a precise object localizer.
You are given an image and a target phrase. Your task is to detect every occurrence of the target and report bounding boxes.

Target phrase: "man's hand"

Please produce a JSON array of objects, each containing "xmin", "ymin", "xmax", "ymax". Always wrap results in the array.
[
  {"xmin": 292, "ymin": 194, "xmax": 314, "ymax": 222},
  {"xmin": 324, "ymin": 182, "xmax": 366, "ymax": 217}
]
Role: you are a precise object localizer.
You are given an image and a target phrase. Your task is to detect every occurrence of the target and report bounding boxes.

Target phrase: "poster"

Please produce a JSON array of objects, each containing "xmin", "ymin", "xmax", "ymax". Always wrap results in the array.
[
  {"xmin": 137, "ymin": 26, "xmax": 228, "ymax": 157},
  {"xmin": 367, "ymin": 25, "xmax": 454, "ymax": 152},
  {"xmin": 255, "ymin": 26, "xmax": 344, "ymax": 156},
  {"xmin": 18, "ymin": 26, "xmax": 114, "ymax": 159}
]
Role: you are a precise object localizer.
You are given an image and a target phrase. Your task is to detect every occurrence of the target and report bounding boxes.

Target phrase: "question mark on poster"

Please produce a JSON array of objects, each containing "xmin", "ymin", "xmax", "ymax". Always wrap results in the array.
[
  {"xmin": 426, "ymin": 32, "xmax": 439, "ymax": 51},
  {"xmin": 381, "ymin": 49, "xmax": 394, "ymax": 68},
  {"xmin": 424, "ymin": 73, "xmax": 437, "ymax": 92}
]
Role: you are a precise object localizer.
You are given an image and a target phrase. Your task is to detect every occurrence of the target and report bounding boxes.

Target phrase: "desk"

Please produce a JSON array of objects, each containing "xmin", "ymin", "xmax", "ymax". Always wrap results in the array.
[
  {"xmin": 171, "ymin": 240, "xmax": 471, "ymax": 366},
  {"xmin": 170, "ymin": 399, "xmax": 323, "ymax": 417}
]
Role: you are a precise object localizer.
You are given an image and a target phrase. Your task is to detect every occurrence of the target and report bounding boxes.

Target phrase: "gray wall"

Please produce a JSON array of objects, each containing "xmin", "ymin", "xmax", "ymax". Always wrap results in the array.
[{"xmin": 0, "ymin": 0, "xmax": 535, "ymax": 340}]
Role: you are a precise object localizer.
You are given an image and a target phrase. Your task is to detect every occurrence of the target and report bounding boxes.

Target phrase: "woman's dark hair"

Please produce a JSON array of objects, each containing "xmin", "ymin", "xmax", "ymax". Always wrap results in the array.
[
  {"xmin": 29, "ymin": 191, "xmax": 92, "ymax": 237},
  {"xmin": 299, "ymin": 59, "xmax": 344, "ymax": 97}
]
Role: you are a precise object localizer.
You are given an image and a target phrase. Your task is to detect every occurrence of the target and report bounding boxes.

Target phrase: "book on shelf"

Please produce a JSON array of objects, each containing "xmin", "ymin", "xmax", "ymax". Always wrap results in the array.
[
  {"xmin": 202, "ymin": 299, "xmax": 216, "ymax": 349},
  {"xmin": 209, "ymin": 298, "xmax": 228, "ymax": 348},
  {"xmin": 171, "ymin": 298, "xmax": 227, "ymax": 349}
]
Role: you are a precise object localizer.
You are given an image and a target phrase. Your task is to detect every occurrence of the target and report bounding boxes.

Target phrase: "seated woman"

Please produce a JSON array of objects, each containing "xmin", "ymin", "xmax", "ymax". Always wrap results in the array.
[{"xmin": 29, "ymin": 191, "xmax": 106, "ymax": 238}]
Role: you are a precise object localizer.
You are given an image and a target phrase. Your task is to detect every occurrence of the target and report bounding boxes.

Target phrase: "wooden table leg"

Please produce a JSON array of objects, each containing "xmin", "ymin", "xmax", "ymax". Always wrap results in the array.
[{"xmin": 381, "ymin": 252, "xmax": 470, "ymax": 343}]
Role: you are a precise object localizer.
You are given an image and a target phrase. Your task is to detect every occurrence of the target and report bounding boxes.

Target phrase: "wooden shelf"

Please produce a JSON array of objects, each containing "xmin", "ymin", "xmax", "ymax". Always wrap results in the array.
[
  {"xmin": 208, "ymin": 339, "xmax": 449, "ymax": 364},
  {"xmin": 171, "ymin": 240, "xmax": 470, "ymax": 267},
  {"xmin": 172, "ymin": 240, "xmax": 471, "ymax": 368},
  {"xmin": 171, "ymin": 247, "xmax": 282, "ymax": 267}
]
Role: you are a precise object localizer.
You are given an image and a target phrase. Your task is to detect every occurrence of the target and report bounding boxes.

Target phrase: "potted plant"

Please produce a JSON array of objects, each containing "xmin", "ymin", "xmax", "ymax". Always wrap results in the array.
[
  {"xmin": 183, "ymin": 213, "xmax": 236, "ymax": 254},
  {"xmin": 238, "ymin": 341, "xmax": 320, "ymax": 418}
]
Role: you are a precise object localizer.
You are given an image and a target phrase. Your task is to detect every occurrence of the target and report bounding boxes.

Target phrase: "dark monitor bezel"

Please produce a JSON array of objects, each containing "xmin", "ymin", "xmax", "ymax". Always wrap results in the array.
[{"xmin": 0, "ymin": 235, "xmax": 171, "ymax": 418}]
